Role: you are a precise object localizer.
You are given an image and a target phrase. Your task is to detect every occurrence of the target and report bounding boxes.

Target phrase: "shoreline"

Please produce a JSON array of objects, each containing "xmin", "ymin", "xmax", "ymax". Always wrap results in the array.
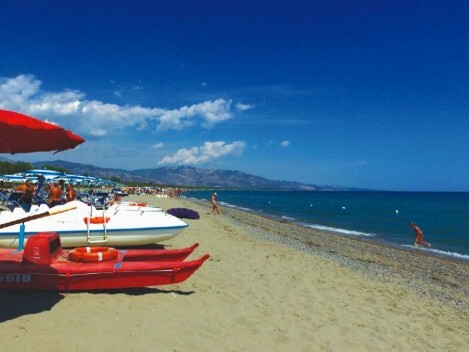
[
  {"xmin": 186, "ymin": 190, "xmax": 469, "ymax": 262},
  {"xmin": 221, "ymin": 198, "xmax": 469, "ymax": 264},
  {"xmin": 187, "ymin": 197, "xmax": 469, "ymax": 315},
  {"xmin": 1, "ymin": 194, "xmax": 467, "ymax": 351}
]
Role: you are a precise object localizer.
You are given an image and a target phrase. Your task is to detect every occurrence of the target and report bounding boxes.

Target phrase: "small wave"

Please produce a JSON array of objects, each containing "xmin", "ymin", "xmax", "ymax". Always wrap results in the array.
[
  {"xmin": 219, "ymin": 202, "xmax": 252, "ymax": 211},
  {"xmin": 281, "ymin": 215, "xmax": 296, "ymax": 221},
  {"xmin": 402, "ymin": 245, "xmax": 469, "ymax": 261},
  {"xmin": 188, "ymin": 196, "xmax": 207, "ymax": 202},
  {"xmin": 187, "ymin": 197, "xmax": 252, "ymax": 211},
  {"xmin": 305, "ymin": 224, "xmax": 375, "ymax": 237}
]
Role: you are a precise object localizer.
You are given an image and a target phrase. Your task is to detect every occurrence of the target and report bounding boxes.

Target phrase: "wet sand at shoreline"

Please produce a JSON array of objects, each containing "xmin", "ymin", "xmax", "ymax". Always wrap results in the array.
[{"xmin": 0, "ymin": 195, "xmax": 468, "ymax": 351}]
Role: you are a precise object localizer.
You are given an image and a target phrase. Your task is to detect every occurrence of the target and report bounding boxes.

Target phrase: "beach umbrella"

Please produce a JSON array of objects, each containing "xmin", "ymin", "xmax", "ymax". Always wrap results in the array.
[
  {"xmin": 23, "ymin": 169, "xmax": 64, "ymax": 176},
  {"xmin": 65, "ymin": 174, "xmax": 97, "ymax": 185},
  {"xmin": 0, "ymin": 110, "xmax": 83, "ymax": 250},
  {"xmin": 1, "ymin": 174, "xmax": 28, "ymax": 183},
  {"xmin": 53, "ymin": 176, "xmax": 71, "ymax": 182},
  {"xmin": 22, "ymin": 169, "xmax": 67, "ymax": 181},
  {"xmin": 0, "ymin": 109, "xmax": 84, "ymax": 154}
]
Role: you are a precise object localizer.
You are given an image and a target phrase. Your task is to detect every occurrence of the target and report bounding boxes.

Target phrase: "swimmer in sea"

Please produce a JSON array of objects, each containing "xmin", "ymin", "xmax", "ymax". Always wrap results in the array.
[{"xmin": 409, "ymin": 222, "xmax": 431, "ymax": 248}]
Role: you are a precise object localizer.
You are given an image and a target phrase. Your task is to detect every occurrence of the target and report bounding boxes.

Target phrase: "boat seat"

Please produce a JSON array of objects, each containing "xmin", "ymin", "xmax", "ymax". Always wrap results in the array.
[{"xmin": 22, "ymin": 232, "xmax": 63, "ymax": 265}]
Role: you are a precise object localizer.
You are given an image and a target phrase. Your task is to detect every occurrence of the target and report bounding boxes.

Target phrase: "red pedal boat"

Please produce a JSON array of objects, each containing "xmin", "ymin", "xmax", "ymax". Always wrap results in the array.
[{"xmin": 0, "ymin": 232, "xmax": 209, "ymax": 291}]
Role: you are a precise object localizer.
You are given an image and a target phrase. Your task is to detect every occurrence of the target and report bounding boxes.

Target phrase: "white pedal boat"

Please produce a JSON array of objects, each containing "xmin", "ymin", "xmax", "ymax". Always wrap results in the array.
[{"xmin": 0, "ymin": 200, "xmax": 188, "ymax": 248}]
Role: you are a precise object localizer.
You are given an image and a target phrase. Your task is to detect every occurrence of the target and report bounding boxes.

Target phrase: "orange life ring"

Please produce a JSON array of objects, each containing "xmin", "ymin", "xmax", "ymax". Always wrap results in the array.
[
  {"xmin": 83, "ymin": 216, "xmax": 110, "ymax": 224},
  {"xmin": 128, "ymin": 202, "xmax": 147, "ymax": 207},
  {"xmin": 68, "ymin": 247, "xmax": 118, "ymax": 262}
]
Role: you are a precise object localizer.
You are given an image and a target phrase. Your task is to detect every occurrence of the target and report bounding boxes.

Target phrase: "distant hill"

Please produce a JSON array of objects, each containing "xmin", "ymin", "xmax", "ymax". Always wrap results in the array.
[{"xmin": 22, "ymin": 159, "xmax": 354, "ymax": 191}]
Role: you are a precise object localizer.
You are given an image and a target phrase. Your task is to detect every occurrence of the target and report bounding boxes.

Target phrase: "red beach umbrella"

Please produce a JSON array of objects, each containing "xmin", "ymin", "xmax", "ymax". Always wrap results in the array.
[{"xmin": 0, "ymin": 109, "xmax": 84, "ymax": 154}]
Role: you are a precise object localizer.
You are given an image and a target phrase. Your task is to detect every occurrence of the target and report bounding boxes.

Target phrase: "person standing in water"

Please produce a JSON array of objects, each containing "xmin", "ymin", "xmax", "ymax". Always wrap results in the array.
[
  {"xmin": 211, "ymin": 192, "xmax": 221, "ymax": 215},
  {"xmin": 410, "ymin": 222, "xmax": 431, "ymax": 248}
]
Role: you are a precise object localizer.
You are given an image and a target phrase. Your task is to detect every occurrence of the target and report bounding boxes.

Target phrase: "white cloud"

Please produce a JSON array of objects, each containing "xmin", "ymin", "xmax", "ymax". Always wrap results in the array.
[
  {"xmin": 0, "ymin": 74, "xmax": 237, "ymax": 137},
  {"xmin": 159, "ymin": 141, "xmax": 246, "ymax": 165},
  {"xmin": 0, "ymin": 74, "xmax": 41, "ymax": 108},
  {"xmin": 152, "ymin": 143, "xmax": 164, "ymax": 149},
  {"xmin": 157, "ymin": 99, "xmax": 233, "ymax": 131},
  {"xmin": 90, "ymin": 129, "xmax": 107, "ymax": 137},
  {"xmin": 280, "ymin": 140, "xmax": 290, "ymax": 147},
  {"xmin": 30, "ymin": 91, "xmax": 84, "ymax": 115},
  {"xmin": 235, "ymin": 102, "xmax": 255, "ymax": 111}
]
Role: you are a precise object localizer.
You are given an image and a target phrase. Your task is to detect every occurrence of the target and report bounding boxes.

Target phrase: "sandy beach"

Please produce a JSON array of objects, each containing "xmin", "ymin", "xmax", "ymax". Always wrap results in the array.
[{"xmin": 1, "ymin": 195, "xmax": 468, "ymax": 352}]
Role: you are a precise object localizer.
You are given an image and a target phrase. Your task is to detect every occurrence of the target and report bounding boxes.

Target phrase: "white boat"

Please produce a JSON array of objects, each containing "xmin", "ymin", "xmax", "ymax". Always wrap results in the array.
[{"xmin": 0, "ymin": 200, "xmax": 188, "ymax": 248}]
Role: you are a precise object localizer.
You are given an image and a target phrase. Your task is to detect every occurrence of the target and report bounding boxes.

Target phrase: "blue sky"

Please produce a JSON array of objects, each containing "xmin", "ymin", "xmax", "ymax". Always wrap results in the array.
[{"xmin": 0, "ymin": 1, "xmax": 468, "ymax": 191}]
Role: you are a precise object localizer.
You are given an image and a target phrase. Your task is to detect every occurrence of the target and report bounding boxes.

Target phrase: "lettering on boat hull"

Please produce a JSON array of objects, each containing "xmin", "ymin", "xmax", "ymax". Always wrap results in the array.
[{"xmin": 0, "ymin": 273, "xmax": 32, "ymax": 283}]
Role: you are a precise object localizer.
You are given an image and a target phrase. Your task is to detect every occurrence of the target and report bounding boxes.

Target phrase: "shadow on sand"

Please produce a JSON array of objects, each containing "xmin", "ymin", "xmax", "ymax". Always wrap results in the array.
[
  {"xmin": 0, "ymin": 290, "xmax": 65, "ymax": 323},
  {"xmin": 0, "ymin": 287, "xmax": 195, "ymax": 322},
  {"xmin": 86, "ymin": 287, "xmax": 196, "ymax": 296}
]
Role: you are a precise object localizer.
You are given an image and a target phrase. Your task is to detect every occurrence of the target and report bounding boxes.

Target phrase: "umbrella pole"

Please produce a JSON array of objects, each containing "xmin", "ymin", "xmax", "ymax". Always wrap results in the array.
[{"xmin": 18, "ymin": 223, "xmax": 26, "ymax": 250}]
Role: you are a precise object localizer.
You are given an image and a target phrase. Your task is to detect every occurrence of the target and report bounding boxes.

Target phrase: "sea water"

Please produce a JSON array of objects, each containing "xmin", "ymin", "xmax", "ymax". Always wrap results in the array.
[{"xmin": 185, "ymin": 190, "xmax": 469, "ymax": 261}]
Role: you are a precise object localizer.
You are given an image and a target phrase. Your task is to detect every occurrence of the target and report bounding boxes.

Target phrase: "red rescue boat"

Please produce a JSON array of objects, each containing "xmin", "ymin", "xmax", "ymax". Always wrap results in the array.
[{"xmin": 0, "ymin": 232, "xmax": 209, "ymax": 291}]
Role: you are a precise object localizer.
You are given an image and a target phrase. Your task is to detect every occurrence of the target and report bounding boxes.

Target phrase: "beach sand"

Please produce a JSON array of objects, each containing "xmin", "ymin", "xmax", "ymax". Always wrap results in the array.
[{"xmin": 1, "ymin": 195, "xmax": 468, "ymax": 351}]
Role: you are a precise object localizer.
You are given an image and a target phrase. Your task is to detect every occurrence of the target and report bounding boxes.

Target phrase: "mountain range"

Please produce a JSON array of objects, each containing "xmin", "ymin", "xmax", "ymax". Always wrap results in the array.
[{"xmin": 6, "ymin": 158, "xmax": 355, "ymax": 191}]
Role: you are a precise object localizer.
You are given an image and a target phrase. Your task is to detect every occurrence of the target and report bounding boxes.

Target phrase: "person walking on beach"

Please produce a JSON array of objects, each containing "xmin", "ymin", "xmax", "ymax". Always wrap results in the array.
[
  {"xmin": 410, "ymin": 222, "xmax": 431, "ymax": 248},
  {"xmin": 211, "ymin": 192, "xmax": 221, "ymax": 215}
]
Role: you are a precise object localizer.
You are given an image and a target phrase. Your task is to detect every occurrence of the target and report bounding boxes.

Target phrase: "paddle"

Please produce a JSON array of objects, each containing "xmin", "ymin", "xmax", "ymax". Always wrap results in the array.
[{"xmin": 0, "ymin": 205, "xmax": 77, "ymax": 229}]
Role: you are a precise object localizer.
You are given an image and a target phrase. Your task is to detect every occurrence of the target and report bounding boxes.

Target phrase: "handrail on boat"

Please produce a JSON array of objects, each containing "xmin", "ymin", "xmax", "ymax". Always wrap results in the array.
[{"xmin": 85, "ymin": 203, "xmax": 108, "ymax": 244}]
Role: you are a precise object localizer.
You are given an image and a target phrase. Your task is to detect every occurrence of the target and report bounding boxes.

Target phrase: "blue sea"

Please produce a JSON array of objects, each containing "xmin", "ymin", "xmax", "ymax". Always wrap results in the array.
[{"xmin": 185, "ymin": 190, "xmax": 469, "ymax": 262}]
